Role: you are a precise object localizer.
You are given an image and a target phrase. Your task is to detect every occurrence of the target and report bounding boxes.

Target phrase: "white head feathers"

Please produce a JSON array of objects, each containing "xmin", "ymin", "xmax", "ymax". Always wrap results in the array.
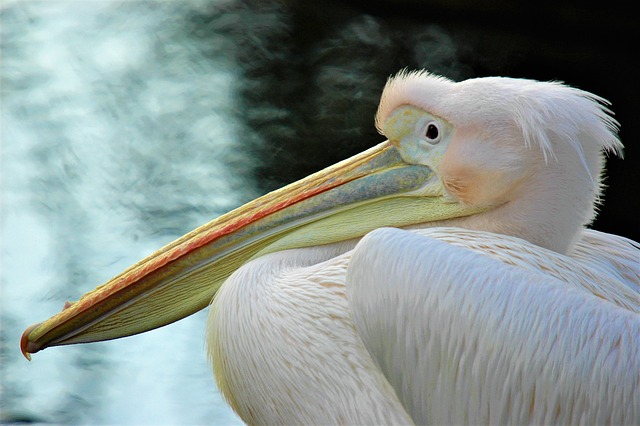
[{"xmin": 375, "ymin": 70, "xmax": 623, "ymax": 171}]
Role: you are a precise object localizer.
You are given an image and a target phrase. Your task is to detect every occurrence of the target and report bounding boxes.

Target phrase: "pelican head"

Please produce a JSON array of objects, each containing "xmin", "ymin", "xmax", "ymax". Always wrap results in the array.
[
  {"xmin": 21, "ymin": 70, "xmax": 622, "ymax": 365},
  {"xmin": 377, "ymin": 70, "xmax": 621, "ymax": 253}
]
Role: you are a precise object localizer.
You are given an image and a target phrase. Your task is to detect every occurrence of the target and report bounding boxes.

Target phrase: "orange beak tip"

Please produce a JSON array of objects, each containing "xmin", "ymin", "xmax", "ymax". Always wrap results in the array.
[{"xmin": 20, "ymin": 323, "xmax": 43, "ymax": 361}]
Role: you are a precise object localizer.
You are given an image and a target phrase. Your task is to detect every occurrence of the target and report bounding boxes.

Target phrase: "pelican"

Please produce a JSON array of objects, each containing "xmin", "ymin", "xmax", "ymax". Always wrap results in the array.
[{"xmin": 21, "ymin": 70, "xmax": 639, "ymax": 424}]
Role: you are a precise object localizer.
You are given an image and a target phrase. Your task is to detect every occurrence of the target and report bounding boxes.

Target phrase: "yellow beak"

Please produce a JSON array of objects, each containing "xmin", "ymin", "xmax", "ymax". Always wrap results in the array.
[{"xmin": 20, "ymin": 141, "xmax": 478, "ymax": 360}]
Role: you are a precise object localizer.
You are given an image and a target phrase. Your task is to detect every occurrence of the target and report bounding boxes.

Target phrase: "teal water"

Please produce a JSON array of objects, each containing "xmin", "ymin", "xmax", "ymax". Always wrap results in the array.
[{"xmin": 1, "ymin": 2, "xmax": 247, "ymax": 424}]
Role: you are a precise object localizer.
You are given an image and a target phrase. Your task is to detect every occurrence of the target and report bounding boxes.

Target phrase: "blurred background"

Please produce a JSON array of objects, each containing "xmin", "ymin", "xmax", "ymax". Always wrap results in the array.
[{"xmin": 1, "ymin": 1, "xmax": 637, "ymax": 424}]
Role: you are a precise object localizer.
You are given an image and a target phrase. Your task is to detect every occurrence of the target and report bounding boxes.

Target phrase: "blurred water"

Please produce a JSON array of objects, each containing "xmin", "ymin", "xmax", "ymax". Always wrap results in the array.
[{"xmin": 1, "ymin": 1, "xmax": 247, "ymax": 424}]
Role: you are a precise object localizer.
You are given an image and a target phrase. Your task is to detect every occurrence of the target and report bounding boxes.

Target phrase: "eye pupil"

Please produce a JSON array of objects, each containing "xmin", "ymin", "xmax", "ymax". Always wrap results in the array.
[{"xmin": 426, "ymin": 123, "xmax": 439, "ymax": 140}]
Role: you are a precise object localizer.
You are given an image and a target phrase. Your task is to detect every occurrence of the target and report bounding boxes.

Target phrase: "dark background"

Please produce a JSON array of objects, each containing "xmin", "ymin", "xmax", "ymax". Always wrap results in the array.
[{"xmin": 189, "ymin": 0, "xmax": 639, "ymax": 241}]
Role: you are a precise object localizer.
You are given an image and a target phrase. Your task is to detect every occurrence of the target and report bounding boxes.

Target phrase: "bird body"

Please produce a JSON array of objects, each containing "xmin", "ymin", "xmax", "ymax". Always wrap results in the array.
[
  {"xmin": 210, "ymin": 227, "xmax": 639, "ymax": 424},
  {"xmin": 21, "ymin": 71, "xmax": 640, "ymax": 425},
  {"xmin": 209, "ymin": 240, "xmax": 413, "ymax": 425},
  {"xmin": 350, "ymin": 228, "xmax": 639, "ymax": 425}
]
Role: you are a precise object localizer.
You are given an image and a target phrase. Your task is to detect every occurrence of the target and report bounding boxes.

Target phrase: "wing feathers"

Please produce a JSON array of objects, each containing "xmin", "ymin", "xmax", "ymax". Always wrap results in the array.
[{"xmin": 347, "ymin": 227, "xmax": 639, "ymax": 425}]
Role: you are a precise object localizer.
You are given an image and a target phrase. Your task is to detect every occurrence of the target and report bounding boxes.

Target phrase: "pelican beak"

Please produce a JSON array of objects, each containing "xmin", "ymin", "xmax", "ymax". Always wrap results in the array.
[{"xmin": 20, "ymin": 141, "xmax": 479, "ymax": 360}]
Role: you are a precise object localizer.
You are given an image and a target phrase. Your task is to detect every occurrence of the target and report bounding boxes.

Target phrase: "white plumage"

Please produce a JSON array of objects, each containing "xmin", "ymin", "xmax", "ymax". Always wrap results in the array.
[
  {"xmin": 350, "ymin": 228, "xmax": 638, "ymax": 425},
  {"xmin": 209, "ymin": 227, "xmax": 639, "ymax": 424},
  {"xmin": 210, "ymin": 241, "xmax": 415, "ymax": 424}
]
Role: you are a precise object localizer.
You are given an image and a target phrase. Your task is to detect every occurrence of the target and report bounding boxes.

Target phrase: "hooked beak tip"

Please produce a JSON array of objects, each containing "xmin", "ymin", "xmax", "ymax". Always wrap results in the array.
[{"xmin": 20, "ymin": 323, "xmax": 43, "ymax": 361}]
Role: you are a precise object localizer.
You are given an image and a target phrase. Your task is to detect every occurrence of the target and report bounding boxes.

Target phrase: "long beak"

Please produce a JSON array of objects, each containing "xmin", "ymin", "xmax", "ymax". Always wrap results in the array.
[{"xmin": 21, "ymin": 141, "xmax": 477, "ymax": 360}]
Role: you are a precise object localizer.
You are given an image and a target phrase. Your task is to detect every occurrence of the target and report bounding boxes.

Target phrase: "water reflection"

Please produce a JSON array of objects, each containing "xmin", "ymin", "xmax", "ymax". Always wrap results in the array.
[{"xmin": 2, "ymin": 2, "xmax": 246, "ymax": 424}]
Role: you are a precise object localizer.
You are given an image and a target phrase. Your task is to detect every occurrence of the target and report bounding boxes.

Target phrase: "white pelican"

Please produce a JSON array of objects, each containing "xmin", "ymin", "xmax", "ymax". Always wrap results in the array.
[{"xmin": 21, "ymin": 70, "xmax": 640, "ymax": 425}]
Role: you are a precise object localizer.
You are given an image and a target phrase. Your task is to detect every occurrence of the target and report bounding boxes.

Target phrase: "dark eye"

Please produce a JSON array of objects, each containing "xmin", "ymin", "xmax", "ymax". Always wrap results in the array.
[{"xmin": 425, "ymin": 123, "xmax": 440, "ymax": 143}]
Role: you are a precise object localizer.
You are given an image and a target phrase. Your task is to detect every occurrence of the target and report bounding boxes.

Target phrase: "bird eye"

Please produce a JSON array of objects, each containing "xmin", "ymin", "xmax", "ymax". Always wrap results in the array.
[{"xmin": 425, "ymin": 122, "xmax": 440, "ymax": 144}]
